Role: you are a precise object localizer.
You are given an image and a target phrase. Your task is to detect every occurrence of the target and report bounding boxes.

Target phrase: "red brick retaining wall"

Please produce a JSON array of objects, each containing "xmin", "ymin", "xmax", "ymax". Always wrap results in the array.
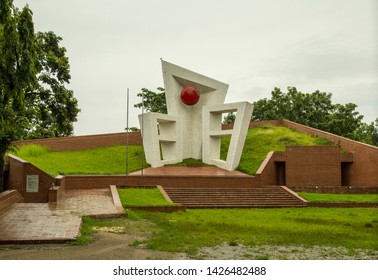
[
  {"xmin": 60, "ymin": 174, "xmax": 260, "ymax": 190},
  {"xmin": 285, "ymin": 146, "xmax": 342, "ymax": 187},
  {"xmin": 289, "ymin": 186, "xmax": 378, "ymax": 194},
  {"xmin": 0, "ymin": 190, "xmax": 24, "ymax": 213},
  {"xmin": 6, "ymin": 155, "xmax": 57, "ymax": 203},
  {"xmin": 279, "ymin": 120, "xmax": 378, "ymax": 187}
]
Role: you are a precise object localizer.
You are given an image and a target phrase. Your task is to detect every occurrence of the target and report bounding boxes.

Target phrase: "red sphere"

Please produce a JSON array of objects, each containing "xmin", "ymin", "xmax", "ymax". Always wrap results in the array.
[{"xmin": 180, "ymin": 86, "xmax": 200, "ymax": 106}]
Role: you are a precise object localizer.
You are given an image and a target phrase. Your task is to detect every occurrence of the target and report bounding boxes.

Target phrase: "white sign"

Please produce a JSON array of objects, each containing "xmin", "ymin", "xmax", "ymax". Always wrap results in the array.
[{"xmin": 26, "ymin": 175, "xmax": 39, "ymax": 192}]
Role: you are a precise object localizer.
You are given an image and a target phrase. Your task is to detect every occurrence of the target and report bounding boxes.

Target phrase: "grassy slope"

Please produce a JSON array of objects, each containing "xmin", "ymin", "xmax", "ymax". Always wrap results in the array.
[
  {"xmin": 14, "ymin": 144, "xmax": 148, "ymax": 176},
  {"xmin": 13, "ymin": 125, "xmax": 334, "ymax": 176}
]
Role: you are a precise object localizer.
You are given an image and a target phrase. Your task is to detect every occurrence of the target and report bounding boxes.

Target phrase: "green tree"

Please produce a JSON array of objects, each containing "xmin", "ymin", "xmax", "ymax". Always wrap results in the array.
[
  {"xmin": 353, "ymin": 118, "xmax": 378, "ymax": 146},
  {"xmin": 223, "ymin": 112, "xmax": 236, "ymax": 124},
  {"xmin": 1, "ymin": 0, "xmax": 37, "ymax": 191},
  {"xmin": 253, "ymin": 87, "xmax": 377, "ymax": 146},
  {"xmin": 23, "ymin": 31, "xmax": 80, "ymax": 139},
  {"xmin": 0, "ymin": 0, "xmax": 80, "ymax": 191},
  {"xmin": 134, "ymin": 87, "xmax": 167, "ymax": 113},
  {"xmin": 252, "ymin": 87, "xmax": 334, "ymax": 131}
]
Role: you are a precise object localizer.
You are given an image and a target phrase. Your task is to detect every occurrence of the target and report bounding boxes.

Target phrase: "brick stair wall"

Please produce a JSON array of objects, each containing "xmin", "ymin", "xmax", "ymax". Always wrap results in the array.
[
  {"xmin": 162, "ymin": 186, "xmax": 307, "ymax": 208},
  {"xmin": 0, "ymin": 190, "xmax": 24, "ymax": 214}
]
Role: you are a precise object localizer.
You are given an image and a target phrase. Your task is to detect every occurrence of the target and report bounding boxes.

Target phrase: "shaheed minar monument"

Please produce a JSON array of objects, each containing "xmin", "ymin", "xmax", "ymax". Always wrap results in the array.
[{"xmin": 139, "ymin": 60, "xmax": 253, "ymax": 171}]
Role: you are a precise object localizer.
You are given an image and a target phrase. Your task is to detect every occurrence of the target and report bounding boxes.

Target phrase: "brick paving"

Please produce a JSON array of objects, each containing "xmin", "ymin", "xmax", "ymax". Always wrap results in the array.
[
  {"xmin": 0, "ymin": 204, "xmax": 81, "ymax": 243},
  {"xmin": 0, "ymin": 188, "xmax": 124, "ymax": 244},
  {"xmin": 57, "ymin": 188, "xmax": 121, "ymax": 217}
]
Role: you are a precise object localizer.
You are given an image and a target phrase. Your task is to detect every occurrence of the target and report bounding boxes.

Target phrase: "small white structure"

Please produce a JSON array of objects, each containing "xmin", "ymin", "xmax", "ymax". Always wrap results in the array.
[{"xmin": 139, "ymin": 60, "xmax": 253, "ymax": 171}]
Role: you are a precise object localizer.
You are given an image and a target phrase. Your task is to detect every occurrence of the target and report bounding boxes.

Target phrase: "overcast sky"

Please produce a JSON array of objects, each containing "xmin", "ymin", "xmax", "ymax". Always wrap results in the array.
[{"xmin": 15, "ymin": 0, "xmax": 378, "ymax": 136}]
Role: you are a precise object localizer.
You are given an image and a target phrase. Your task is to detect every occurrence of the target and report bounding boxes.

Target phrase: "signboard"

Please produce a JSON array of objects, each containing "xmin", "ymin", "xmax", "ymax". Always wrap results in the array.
[{"xmin": 26, "ymin": 175, "xmax": 39, "ymax": 193}]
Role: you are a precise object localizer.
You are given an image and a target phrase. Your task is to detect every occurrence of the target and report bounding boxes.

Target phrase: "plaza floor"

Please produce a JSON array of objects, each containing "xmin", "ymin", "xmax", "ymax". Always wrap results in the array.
[
  {"xmin": 0, "ymin": 188, "xmax": 125, "ymax": 244},
  {"xmin": 129, "ymin": 166, "xmax": 250, "ymax": 176}
]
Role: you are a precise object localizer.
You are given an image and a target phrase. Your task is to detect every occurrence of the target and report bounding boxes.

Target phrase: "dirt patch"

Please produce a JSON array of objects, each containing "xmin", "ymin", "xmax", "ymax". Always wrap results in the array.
[
  {"xmin": 0, "ymin": 218, "xmax": 186, "ymax": 260},
  {"xmin": 0, "ymin": 232, "xmax": 186, "ymax": 260},
  {"xmin": 194, "ymin": 243, "xmax": 378, "ymax": 260}
]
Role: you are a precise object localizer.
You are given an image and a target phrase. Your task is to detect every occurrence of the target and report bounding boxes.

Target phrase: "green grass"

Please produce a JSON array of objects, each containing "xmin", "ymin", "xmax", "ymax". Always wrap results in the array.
[
  {"xmin": 12, "ymin": 125, "xmax": 334, "ymax": 176},
  {"xmin": 79, "ymin": 208, "xmax": 378, "ymax": 254},
  {"xmin": 118, "ymin": 188, "xmax": 176, "ymax": 207},
  {"xmin": 299, "ymin": 192, "xmax": 378, "ymax": 203},
  {"xmin": 13, "ymin": 144, "xmax": 148, "ymax": 176}
]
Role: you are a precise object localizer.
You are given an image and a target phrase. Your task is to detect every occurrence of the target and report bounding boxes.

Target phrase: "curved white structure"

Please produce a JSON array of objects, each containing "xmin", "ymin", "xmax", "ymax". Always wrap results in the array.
[{"xmin": 139, "ymin": 60, "xmax": 253, "ymax": 171}]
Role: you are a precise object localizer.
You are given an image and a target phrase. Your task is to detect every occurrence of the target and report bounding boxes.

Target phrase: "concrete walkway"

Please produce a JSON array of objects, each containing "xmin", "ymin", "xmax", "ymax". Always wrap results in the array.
[
  {"xmin": 0, "ymin": 188, "xmax": 125, "ymax": 244},
  {"xmin": 130, "ymin": 166, "xmax": 250, "ymax": 176}
]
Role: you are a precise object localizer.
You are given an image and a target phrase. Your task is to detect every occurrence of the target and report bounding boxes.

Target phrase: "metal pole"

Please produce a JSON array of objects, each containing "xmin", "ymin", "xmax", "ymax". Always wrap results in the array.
[
  {"xmin": 141, "ymin": 89, "xmax": 144, "ymax": 185},
  {"xmin": 126, "ymin": 88, "xmax": 129, "ymax": 177}
]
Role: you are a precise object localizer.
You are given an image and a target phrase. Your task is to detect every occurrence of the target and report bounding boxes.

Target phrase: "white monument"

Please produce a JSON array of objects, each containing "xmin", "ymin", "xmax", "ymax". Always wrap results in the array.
[{"xmin": 139, "ymin": 60, "xmax": 253, "ymax": 171}]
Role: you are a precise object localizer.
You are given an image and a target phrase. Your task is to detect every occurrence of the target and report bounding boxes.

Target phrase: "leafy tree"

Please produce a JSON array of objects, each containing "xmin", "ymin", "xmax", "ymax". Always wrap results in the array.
[
  {"xmin": 1, "ymin": 0, "xmax": 37, "ymax": 191},
  {"xmin": 134, "ymin": 87, "xmax": 167, "ymax": 113},
  {"xmin": 252, "ymin": 87, "xmax": 335, "ymax": 131},
  {"xmin": 223, "ymin": 112, "xmax": 236, "ymax": 124},
  {"xmin": 372, "ymin": 119, "xmax": 378, "ymax": 146},
  {"xmin": 0, "ymin": 0, "xmax": 79, "ymax": 191},
  {"xmin": 24, "ymin": 31, "xmax": 80, "ymax": 139},
  {"xmin": 253, "ymin": 87, "xmax": 377, "ymax": 146},
  {"xmin": 354, "ymin": 118, "xmax": 378, "ymax": 146}
]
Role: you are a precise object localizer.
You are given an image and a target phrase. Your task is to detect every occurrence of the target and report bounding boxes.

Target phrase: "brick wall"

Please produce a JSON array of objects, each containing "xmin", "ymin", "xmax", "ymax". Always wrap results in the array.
[
  {"xmin": 285, "ymin": 146, "xmax": 341, "ymax": 187},
  {"xmin": 288, "ymin": 186, "xmax": 378, "ymax": 194},
  {"xmin": 61, "ymin": 174, "xmax": 260, "ymax": 190},
  {"xmin": 280, "ymin": 120, "xmax": 378, "ymax": 186},
  {"xmin": 0, "ymin": 190, "xmax": 24, "ymax": 213},
  {"xmin": 12, "ymin": 131, "xmax": 142, "ymax": 151},
  {"xmin": 6, "ymin": 155, "xmax": 57, "ymax": 203},
  {"xmin": 257, "ymin": 151, "xmax": 286, "ymax": 186}
]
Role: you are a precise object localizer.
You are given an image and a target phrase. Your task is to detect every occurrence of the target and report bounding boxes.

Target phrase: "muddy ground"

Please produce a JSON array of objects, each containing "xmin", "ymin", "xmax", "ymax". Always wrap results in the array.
[{"xmin": 0, "ymin": 222, "xmax": 376, "ymax": 260}]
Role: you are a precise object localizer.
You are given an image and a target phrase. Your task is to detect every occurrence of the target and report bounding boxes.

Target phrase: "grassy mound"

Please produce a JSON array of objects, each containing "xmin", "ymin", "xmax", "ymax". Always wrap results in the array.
[
  {"xmin": 13, "ymin": 125, "xmax": 334, "ymax": 176},
  {"xmin": 14, "ymin": 145, "xmax": 148, "ymax": 176}
]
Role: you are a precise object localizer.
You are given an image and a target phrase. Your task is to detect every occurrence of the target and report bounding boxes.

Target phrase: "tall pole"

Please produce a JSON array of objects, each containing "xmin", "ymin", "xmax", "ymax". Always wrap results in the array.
[
  {"xmin": 126, "ymin": 88, "xmax": 129, "ymax": 177},
  {"xmin": 141, "ymin": 89, "xmax": 144, "ymax": 185}
]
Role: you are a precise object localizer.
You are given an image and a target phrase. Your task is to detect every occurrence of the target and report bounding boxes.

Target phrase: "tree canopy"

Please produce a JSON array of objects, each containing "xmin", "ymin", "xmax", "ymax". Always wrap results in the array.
[
  {"xmin": 134, "ymin": 87, "xmax": 167, "ymax": 114},
  {"xmin": 24, "ymin": 31, "xmax": 80, "ymax": 138},
  {"xmin": 0, "ymin": 0, "xmax": 80, "ymax": 190},
  {"xmin": 252, "ymin": 87, "xmax": 377, "ymax": 146}
]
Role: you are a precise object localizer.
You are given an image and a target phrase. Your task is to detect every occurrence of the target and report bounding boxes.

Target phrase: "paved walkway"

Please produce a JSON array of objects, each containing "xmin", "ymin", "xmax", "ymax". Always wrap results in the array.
[{"xmin": 0, "ymin": 188, "xmax": 124, "ymax": 244}]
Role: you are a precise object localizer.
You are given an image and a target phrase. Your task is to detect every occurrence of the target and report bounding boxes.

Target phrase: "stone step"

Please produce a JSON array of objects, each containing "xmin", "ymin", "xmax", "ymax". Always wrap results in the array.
[{"xmin": 162, "ymin": 186, "xmax": 305, "ymax": 208}]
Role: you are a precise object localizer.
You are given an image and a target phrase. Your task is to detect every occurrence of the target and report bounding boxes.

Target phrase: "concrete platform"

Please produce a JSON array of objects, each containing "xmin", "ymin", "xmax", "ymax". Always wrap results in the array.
[
  {"xmin": 0, "ymin": 188, "xmax": 125, "ymax": 244},
  {"xmin": 129, "ymin": 166, "xmax": 250, "ymax": 176}
]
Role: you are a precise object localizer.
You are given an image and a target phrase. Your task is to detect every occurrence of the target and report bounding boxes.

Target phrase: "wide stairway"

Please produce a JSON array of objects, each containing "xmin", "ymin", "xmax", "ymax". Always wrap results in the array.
[{"xmin": 163, "ymin": 186, "xmax": 307, "ymax": 208}]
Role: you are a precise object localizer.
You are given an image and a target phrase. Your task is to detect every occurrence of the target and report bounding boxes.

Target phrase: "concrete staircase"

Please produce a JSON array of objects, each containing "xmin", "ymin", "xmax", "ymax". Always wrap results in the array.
[{"xmin": 162, "ymin": 186, "xmax": 307, "ymax": 208}]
